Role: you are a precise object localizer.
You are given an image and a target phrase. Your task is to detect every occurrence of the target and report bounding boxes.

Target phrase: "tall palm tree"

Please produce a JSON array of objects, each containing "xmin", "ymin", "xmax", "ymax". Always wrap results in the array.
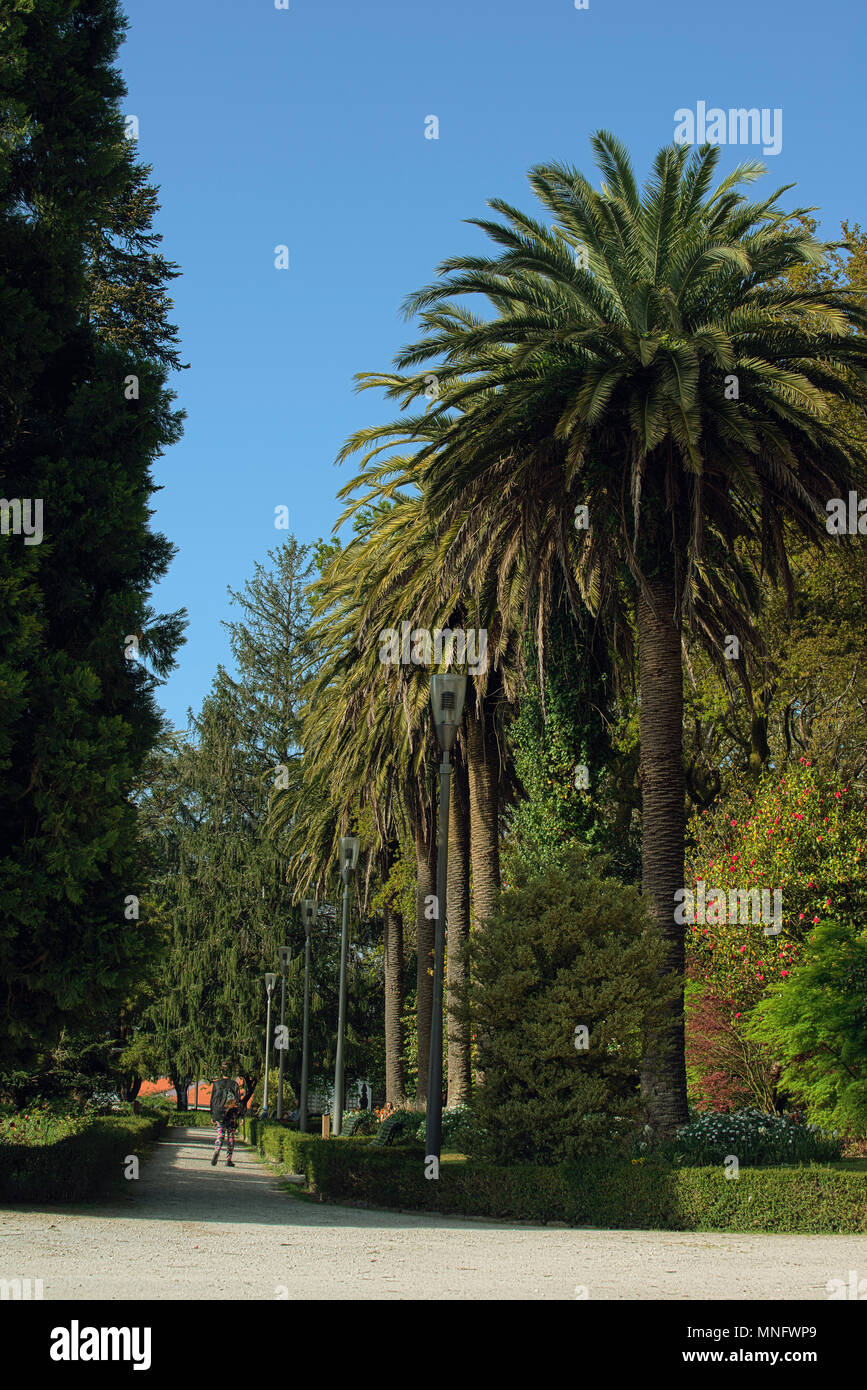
[
  {"xmin": 280, "ymin": 495, "xmax": 475, "ymax": 1105},
  {"xmin": 330, "ymin": 465, "xmax": 528, "ymax": 1103},
  {"xmin": 342, "ymin": 134, "xmax": 867, "ymax": 1135}
]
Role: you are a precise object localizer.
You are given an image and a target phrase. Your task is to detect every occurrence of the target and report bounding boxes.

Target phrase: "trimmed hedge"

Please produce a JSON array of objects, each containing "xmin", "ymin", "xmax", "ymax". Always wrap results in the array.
[
  {"xmin": 242, "ymin": 1120, "xmax": 867, "ymax": 1233},
  {"xmin": 139, "ymin": 1100, "xmax": 220, "ymax": 1130},
  {"xmin": 167, "ymin": 1109, "xmax": 223, "ymax": 1130},
  {"xmin": 0, "ymin": 1114, "xmax": 165, "ymax": 1202}
]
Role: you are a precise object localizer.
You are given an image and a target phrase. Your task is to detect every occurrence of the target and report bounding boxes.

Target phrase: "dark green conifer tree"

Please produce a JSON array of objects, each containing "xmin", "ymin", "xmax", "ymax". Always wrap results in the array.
[{"xmin": 0, "ymin": 0, "xmax": 185, "ymax": 1062}]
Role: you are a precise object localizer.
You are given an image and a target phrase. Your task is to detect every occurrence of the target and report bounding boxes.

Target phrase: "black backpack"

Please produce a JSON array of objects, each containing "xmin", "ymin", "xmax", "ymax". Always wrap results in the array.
[{"xmin": 210, "ymin": 1078, "xmax": 237, "ymax": 1122}]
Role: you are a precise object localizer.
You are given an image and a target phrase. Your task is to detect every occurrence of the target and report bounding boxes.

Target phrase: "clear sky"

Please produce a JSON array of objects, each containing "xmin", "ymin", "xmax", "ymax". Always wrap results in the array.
[{"xmin": 119, "ymin": 0, "xmax": 866, "ymax": 730}]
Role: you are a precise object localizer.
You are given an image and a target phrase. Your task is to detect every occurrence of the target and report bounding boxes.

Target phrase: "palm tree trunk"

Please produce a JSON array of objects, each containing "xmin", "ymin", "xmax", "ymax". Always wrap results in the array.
[
  {"xmin": 447, "ymin": 745, "xmax": 471, "ymax": 1105},
  {"xmin": 414, "ymin": 810, "xmax": 436, "ymax": 1105},
  {"xmin": 466, "ymin": 696, "xmax": 500, "ymax": 930},
  {"xmin": 637, "ymin": 578, "xmax": 689, "ymax": 1138},
  {"xmin": 384, "ymin": 900, "xmax": 406, "ymax": 1107}
]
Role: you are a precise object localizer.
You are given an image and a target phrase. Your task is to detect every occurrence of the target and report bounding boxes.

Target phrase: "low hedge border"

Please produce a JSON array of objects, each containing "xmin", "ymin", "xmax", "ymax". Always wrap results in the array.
[
  {"xmin": 163, "ymin": 1109, "xmax": 221, "ymax": 1130},
  {"xmin": 242, "ymin": 1120, "xmax": 867, "ymax": 1233},
  {"xmin": 0, "ymin": 1114, "xmax": 166, "ymax": 1202}
]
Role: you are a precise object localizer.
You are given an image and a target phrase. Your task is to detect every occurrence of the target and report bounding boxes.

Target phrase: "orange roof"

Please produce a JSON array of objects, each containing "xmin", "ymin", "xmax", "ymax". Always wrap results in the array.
[{"xmin": 139, "ymin": 1079, "xmax": 215, "ymax": 1105}]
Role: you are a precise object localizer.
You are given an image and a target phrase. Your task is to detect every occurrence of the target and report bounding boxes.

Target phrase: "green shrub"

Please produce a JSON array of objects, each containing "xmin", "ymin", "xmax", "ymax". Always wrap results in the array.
[
  {"xmin": 459, "ymin": 849, "xmax": 676, "ymax": 1163},
  {"xmin": 173, "ymin": 1109, "xmax": 222, "ymax": 1129},
  {"xmin": 748, "ymin": 918, "xmax": 867, "ymax": 1136},
  {"xmin": 0, "ymin": 1114, "xmax": 165, "ymax": 1202},
  {"xmin": 248, "ymin": 1129, "xmax": 867, "ymax": 1232},
  {"xmin": 141, "ymin": 1097, "xmax": 216, "ymax": 1128},
  {"xmin": 411, "ymin": 1104, "xmax": 488, "ymax": 1154},
  {"xmin": 669, "ymin": 1108, "xmax": 842, "ymax": 1166},
  {"xmin": 249, "ymin": 1069, "xmax": 293, "ymax": 1114},
  {"xmin": 0, "ymin": 1103, "xmax": 90, "ymax": 1146}
]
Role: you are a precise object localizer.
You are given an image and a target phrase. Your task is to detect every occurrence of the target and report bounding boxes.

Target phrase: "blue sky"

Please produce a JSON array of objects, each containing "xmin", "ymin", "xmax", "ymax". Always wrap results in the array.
[{"xmin": 119, "ymin": 0, "xmax": 866, "ymax": 730}]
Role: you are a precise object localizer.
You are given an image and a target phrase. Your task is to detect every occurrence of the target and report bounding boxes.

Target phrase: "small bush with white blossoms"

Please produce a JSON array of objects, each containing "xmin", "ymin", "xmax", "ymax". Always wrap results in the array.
[
  {"xmin": 413, "ymin": 1103, "xmax": 489, "ymax": 1154},
  {"xmin": 670, "ymin": 1108, "xmax": 842, "ymax": 1167}
]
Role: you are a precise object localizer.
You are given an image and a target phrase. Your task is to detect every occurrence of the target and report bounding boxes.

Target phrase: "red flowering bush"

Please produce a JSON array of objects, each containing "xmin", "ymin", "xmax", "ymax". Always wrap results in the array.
[{"xmin": 686, "ymin": 762, "xmax": 866, "ymax": 1008}]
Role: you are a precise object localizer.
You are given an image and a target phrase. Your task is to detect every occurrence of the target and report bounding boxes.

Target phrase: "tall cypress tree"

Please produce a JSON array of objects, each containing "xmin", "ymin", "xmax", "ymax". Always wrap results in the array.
[{"xmin": 0, "ymin": 0, "xmax": 185, "ymax": 1062}]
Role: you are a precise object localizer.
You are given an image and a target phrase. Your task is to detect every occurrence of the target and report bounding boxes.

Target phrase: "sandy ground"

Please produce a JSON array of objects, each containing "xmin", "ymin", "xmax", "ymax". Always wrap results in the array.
[{"xmin": 0, "ymin": 1126, "xmax": 863, "ymax": 1300}]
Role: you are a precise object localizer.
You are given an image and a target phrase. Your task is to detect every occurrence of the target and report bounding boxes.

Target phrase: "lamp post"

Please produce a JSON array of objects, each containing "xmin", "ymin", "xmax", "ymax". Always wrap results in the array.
[
  {"xmin": 262, "ymin": 972, "xmax": 277, "ymax": 1117},
  {"xmin": 425, "ymin": 672, "xmax": 468, "ymax": 1162},
  {"xmin": 276, "ymin": 946, "xmax": 291, "ymax": 1119},
  {"xmin": 300, "ymin": 899, "xmax": 316, "ymax": 1132},
  {"xmin": 332, "ymin": 835, "xmax": 360, "ymax": 1137}
]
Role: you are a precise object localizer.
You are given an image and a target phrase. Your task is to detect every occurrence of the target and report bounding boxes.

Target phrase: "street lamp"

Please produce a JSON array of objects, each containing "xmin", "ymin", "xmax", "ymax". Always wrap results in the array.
[
  {"xmin": 332, "ymin": 835, "xmax": 360, "ymax": 1137},
  {"xmin": 425, "ymin": 672, "xmax": 468, "ymax": 1162},
  {"xmin": 276, "ymin": 946, "xmax": 291, "ymax": 1120},
  {"xmin": 300, "ymin": 899, "xmax": 316, "ymax": 1132},
  {"xmin": 262, "ymin": 972, "xmax": 277, "ymax": 1118}
]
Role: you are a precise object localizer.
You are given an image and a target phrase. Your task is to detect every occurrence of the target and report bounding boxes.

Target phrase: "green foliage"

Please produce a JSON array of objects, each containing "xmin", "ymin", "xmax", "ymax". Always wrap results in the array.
[
  {"xmin": 667, "ymin": 1108, "xmax": 841, "ymax": 1167},
  {"xmin": 462, "ymin": 850, "xmax": 674, "ymax": 1162},
  {"xmin": 246, "ymin": 1125, "xmax": 867, "ymax": 1233},
  {"xmin": 0, "ymin": 0, "xmax": 185, "ymax": 1063},
  {"xmin": 506, "ymin": 610, "xmax": 615, "ymax": 868},
  {"xmin": 140, "ymin": 1099, "xmax": 214, "ymax": 1129},
  {"xmin": 748, "ymin": 919, "xmax": 867, "ymax": 1135},
  {"xmin": 250, "ymin": 1069, "xmax": 284, "ymax": 1112},
  {"xmin": 128, "ymin": 541, "xmax": 383, "ymax": 1098},
  {"xmin": 686, "ymin": 762, "xmax": 867, "ymax": 1007},
  {"xmin": 0, "ymin": 1104, "xmax": 89, "ymax": 1146},
  {"xmin": 0, "ymin": 1113, "xmax": 164, "ymax": 1201},
  {"xmin": 411, "ymin": 1103, "xmax": 487, "ymax": 1153}
]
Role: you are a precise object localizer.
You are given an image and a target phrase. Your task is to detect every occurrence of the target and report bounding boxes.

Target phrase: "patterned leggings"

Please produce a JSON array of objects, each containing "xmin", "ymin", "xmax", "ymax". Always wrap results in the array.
[{"xmin": 213, "ymin": 1122, "xmax": 236, "ymax": 1158}]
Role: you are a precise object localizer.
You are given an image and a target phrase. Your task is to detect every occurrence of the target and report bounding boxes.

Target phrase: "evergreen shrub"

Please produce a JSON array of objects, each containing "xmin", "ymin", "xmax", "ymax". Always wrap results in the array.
[{"xmin": 458, "ymin": 850, "xmax": 676, "ymax": 1162}]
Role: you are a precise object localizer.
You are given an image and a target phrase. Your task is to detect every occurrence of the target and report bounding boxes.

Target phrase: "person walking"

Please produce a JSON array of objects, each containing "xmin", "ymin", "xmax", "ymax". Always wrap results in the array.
[{"xmin": 210, "ymin": 1063, "xmax": 242, "ymax": 1167}]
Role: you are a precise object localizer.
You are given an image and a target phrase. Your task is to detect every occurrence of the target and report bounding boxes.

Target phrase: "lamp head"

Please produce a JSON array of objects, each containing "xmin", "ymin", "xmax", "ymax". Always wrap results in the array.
[
  {"xmin": 264, "ymin": 972, "xmax": 277, "ymax": 995},
  {"xmin": 430, "ymin": 672, "xmax": 468, "ymax": 753},
  {"xmin": 278, "ymin": 946, "xmax": 291, "ymax": 969},
  {"xmin": 302, "ymin": 898, "xmax": 317, "ymax": 933},
  {"xmin": 339, "ymin": 835, "xmax": 360, "ymax": 881}
]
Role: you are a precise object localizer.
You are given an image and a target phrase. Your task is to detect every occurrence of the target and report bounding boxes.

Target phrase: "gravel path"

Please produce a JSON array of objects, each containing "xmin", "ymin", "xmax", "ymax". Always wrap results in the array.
[{"xmin": 1, "ymin": 1126, "xmax": 862, "ymax": 1300}]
